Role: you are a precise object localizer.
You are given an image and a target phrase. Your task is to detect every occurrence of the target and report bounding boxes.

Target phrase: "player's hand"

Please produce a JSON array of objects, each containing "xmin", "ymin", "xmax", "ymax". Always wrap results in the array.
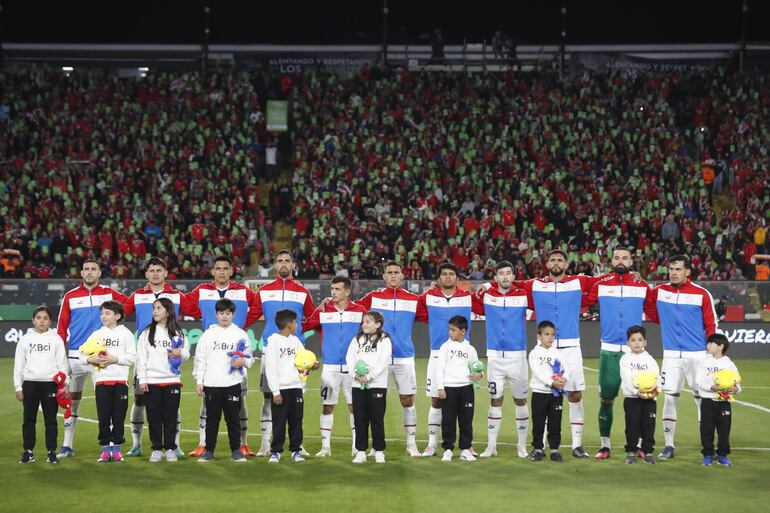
[
  {"xmin": 87, "ymin": 355, "xmax": 100, "ymax": 365},
  {"xmin": 319, "ymin": 297, "xmax": 331, "ymax": 308},
  {"xmin": 727, "ymin": 386, "xmax": 737, "ymax": 394},
  {"xmin": 139, "ymin": 383, "xmax": 149, "ymax": 393},
  {"xmin": 231, "ymin": 357, "xmax": 244, "ymax": 369},
  {"xmin": 711, "ymin": 384, "xmax": 721, "ymax": 392},
  {"xmin": 196, "ymin": 384, "xmax": 205, "ymax": 396},
  {"xmin": 438, "ymin": 389, "xmax": 447, "ymax": 400},
  {"xmin": 16, "ymin": 390, "xmax": 23, "ymax": 401},
  {"xmin": 272, "ymin": 393, "xmax": 283, "ymax": 405},
  {"xmin": 311, "ymin": 361, "xmax": 320, "ymax": 370},
  {"xmin": 357, "ymin": 375, "xmax": 369, "ymax": 384},
  {"xmin": 469, "ymin": 372, "xmax": 483, "ymax": 381},
  {"xmin": 168, "ymin": 349, "xmax": 182, "ymax": 359}
]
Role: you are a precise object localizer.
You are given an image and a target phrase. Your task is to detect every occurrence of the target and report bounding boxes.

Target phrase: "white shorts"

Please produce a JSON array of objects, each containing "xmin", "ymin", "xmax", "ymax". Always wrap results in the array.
[
  {"xmin": 67, "ymin": 350, "xmax": 92, "ymax": 393},
  {"xmin": 320, "ymin": 367, "xmax": 353, "ymax": 406},
  {"xmin": 556, "ymin": 346, "xmax": 585, "ymax": 392},
  {"xmin": 487, "ymin": 354, "xmax": 529, "ymax": 399},
  {"xmin": 426, "ymin": 354, "xmax": 440, "ymax": 398},
  {"xmin": 389, "ymin": 363, "xmax": 417, "ymax": 395},
  {"xmin": 661, "ymin": 356, "xmax": 702, "ymax": 394}
]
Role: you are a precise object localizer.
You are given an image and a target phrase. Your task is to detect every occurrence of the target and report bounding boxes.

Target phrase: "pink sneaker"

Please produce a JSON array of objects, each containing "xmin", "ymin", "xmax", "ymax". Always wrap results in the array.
[
  {"xmin": 97, "ymin": 451, "xmax": 111, "ymax": 462},
  {"xmin": 112, "ymin": 451, "xmax": 124, "ymax": 462}
]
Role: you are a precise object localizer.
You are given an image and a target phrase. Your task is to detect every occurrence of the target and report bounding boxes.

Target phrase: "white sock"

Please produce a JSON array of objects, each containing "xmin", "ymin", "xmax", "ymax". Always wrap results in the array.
[
  {"xmin": 130, "ymin": 403, "xmax": 145, "ymax": 448},
  {"xmin": 403, "ymin": 406, "xmax": 417, "ymax": 447},
  {"xmin": 198, "ymin": 401, "xmax": 207, "ymax": 446},
  {"xmin": 427, "ymin": 407, "xmax": 442, "ymax": 449},
  {"xmin": 663, "ymin": 394, "xmax": 679, "ymax": 447},
  {"xmin": 63, "ymin": 399, "xmax": 80, "ymax": 448},
  {"xmin": 175, "ymin": 410, "xmax": 182, "ymax": 448},
  {"xmin": 694, "ymin": 396, "xmax": 702, "ymax": 423},
  {"xmin": 320, "ymin": 414, "xmax": 333, "ymax": 449},
  {"xmin": 240, "ymin": 398, "xmax": 249, "ymax": 446},
  {"xmin": 569, "ymin": 400, "xmax": 584, "ymax": 449},
  {"xmin": 601, "ymin": 436, "xmax": 611, "ymax": 450},
  {"xmin": 515, "ymin": 404, "xmax": 529, "ymax": 451},
  {"xmin": 349, "ymin": 412, "xmax": 356, "ymax": 448},
  {"xmin": 487, "ymin": 406, "xmax": 502, "ymax": 448},
  {"xmin": 260, "ymin": 400, "xmax": 272, "ymax": 448}
]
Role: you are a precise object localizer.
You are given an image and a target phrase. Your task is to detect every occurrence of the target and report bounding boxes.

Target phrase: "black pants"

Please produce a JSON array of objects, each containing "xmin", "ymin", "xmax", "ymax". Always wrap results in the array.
[
  {"xmin": 623, "ymin": 397, "xmax": 656, "ymax": 454},
  {"xmin": 531, "ymin": 391, "xmax": 563, "ymax": 450},
  {"xmin": 95, "ymin": 383, "xmax": 129, "ymax": 446},
  {"xmin": 22, "ymin": 381, "xmax": 59, "ymax": 452},
  {"xmin": 271, "ymin": 388, "xmax": 303, "ymax": 454},
  {"xmin": 352, "ymin": 387, "xmax": 387, "ymax": 451},
  {"xmin": 205, "ymin": 384, "xmax": 242, "ymax": 453},
  {"xmin": 701, "ymin": 398, "xmax": 732, "ymax": 456},
  {"xmin": 441, "ymin": 385, "xmax": 474, "ymax": 451},
  {"xmin": 144, "ymin": 384, "xmax": 181, "ymax": 450}
]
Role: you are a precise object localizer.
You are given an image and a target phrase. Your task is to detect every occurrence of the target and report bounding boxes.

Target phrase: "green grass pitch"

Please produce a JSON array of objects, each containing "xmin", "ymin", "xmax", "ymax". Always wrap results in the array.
[{"xmin": 2, "ymin": 357, "xmax": 769, "ymax": 513}]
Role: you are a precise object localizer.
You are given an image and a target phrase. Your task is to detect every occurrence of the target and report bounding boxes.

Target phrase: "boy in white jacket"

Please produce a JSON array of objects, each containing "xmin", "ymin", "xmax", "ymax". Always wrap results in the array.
[
  {"xmin": 528, "ymin": 321, "xmax": 568, "ymax": 462},
  {"xmin": 194, "ymin": 299, "xmax": 254, "ymax": 463},
  {"xmin": 619, "ymin": 325, "xmax": 660, "ymax": 465},
  {"xmin": 264, "ymin": 310, "xmax": 310, "ymax": 463},
  {"xmin": 437, "ymin": 316, "xmax": 482, "ymax": 462},
  {"xmin": 346, "ymin": 311, "xmax": 392, "ymax": 464},
  {"xmin": 81, "ymin": 301, "xmax": 137, "ymax": 462},
  {"xmin": 136, "ymin": 298, "xmax": 190, "ymax": 463},
  {"xmin": 696, "ymin": 333, "xmax": 741, "ymax": 467},
  {"xmin": 14, "ymin": 306, "xmax": 69, "ymax": 464}
]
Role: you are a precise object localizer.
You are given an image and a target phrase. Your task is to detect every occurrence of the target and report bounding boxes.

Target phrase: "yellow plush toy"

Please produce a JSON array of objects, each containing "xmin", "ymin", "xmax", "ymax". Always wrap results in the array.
[
  {"xmin": 294, "ymin": 349, "xmax": 317, "ymax": 383},
  {"xmin": 633, "ymin": 371, "xmax": 660, "ymax": 399},
  {"xmin": 713, "ymin": 369, "xmax": 741, "ymax": 401},
  {"xmin": 79, "ymin": 336, "xmax": 107, "ymax": 370}
]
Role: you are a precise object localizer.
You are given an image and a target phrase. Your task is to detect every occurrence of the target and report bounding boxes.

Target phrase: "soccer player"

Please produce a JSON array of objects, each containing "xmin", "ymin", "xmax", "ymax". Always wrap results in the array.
[
  {"xmin": 250, "ymin": 250, "xmax": 316, "ymax": 456},
  {"xmin": 473, "ymin": 261, "xmax": 531, "ymax": 459},
  {"xmin": 184, "ymin": 255, "xmax": 261, "ymax": 458},
  {"xmin": 357, "ymin": 261, "xmax": 421, "ymax": 457},
  {"xmin": 122, "ymin": 257, "xmax": 194, "ymax": 458},
  {"xmin": 583, "ymin": 247, "xmax": 655, "ymax": 459},
  {"xmin": 136, "ymin": 298, "xmax": 190, "ymax": 462},
  {"xmin": 56, "ymin": 258, "xmax": 127, "ymax": 458},
  {"xmin": 80, "ymin": 301, "xmax": 136, "ymax": 462},
  {"xmin": 644, "ymin": 255, "xmax": 717, "ymax": 459},
  {"xmin": 514, "ymin": 249, "xmax": 605, "ymax": 458},
  {"xmin": 14, "ymin": 306, "xmax": 69, "ymax": 464},
  {"xmin": 417, "ymin": 263, "xmax": 473, "ymax": 457},
  {"xmin": 194, "ymin": 299, "xmax": 254, "ymax": 462},
  {"xmin": 302, "ymin": 276, "xmax": 366, "ymax": 457}
]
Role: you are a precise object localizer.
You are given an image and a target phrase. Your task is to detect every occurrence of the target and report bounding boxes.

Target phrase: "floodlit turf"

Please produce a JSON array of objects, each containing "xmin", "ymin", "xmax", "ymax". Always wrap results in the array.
[{"xmin": 2, "ymin": 357, "xmax": 769, "ymax": 513}]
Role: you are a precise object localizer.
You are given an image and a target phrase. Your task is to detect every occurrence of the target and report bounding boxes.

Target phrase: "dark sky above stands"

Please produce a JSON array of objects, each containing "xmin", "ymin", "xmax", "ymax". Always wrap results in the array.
[{"xmin": 3, "ymin": 0, "xmax": 770, "ymax": 45}]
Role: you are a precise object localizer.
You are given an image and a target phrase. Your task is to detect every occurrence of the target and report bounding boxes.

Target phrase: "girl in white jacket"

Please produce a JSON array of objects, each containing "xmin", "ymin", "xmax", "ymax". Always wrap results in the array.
[
  {"xmin": 346, "ymin": 311, "xmax": 392, "ymax": 464},
  {"xmin": 14, "ymin": 306, "xmax": 69, "ymax": 464},
  {"xmin": 136, "ymin": 298, "xmax": 190, "ymax": 462}
]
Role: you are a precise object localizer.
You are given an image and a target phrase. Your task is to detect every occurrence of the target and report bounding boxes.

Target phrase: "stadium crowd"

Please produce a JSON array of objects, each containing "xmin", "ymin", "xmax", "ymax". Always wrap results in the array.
[{"xmin": 1, "ymin": 67, "xmax": 769, "ymax": 281}]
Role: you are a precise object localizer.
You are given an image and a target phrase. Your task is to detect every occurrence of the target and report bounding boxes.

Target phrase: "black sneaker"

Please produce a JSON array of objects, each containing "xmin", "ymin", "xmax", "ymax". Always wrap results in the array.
[
  {"xmin": 529, "ymin": 450, "xmax": 545, "ymax": 461},
  {"xmin": 19, "ymin": 451, "xmax": 34, "ymax": 464},
  {"xmin": 47, "ymin": 451, "xmax": 59, "ymax": 464},
  {"xmin": 571, "ymin": 447, "xmax": 589, "ymax": 459},
  {"xmin": 625, "ymin": 452, "xmax": 636, "ymax": 464},
  {"xmin": 643, "ymin": 454, "xmax": 656, "ymax": 464},
  {"xmin": 550, "ymin": 451, "xmax": 564, "ymax": 462}
]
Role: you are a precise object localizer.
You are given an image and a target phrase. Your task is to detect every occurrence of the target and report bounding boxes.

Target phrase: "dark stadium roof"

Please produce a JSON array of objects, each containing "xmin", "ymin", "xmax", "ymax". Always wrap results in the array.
[{"xmin": 2, "ymin": 0, "xmax": 770, "ymax": 45}]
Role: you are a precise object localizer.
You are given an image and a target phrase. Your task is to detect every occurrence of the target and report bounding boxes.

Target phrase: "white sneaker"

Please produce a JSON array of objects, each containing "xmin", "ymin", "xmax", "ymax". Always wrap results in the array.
[
  {"xmin": 165, "ymin": 449, "xmax": 178, "ymax": 462},
  {"xmin": 374, "ymin": 451, "xmax": 386, "ymax": 463},
  {"xmin": 256, "ymin": 443, "xmax": 271, "ymax": 457},
  {"xmin": 517, "ymin": 446, "xmax": 529, "ymax": 458},
  {"xmin": 351, "ymin": 445, "xmax": 358, "ymax": 457},
  {"xmin": 298, "ymin": 446, "xmax": 310, "ymax": 457},
  {"xmin": 460, "ymin": 449, "xmax": 476, "ymax": 461},
  {"xmin": 352, "ymin": 451, "xmax": 367, "ymax": 464},
  {"xmin": 268, "ymin": 452, "xmax": 281, "ymax": 463},
  {"xmin": 469, "ymin": 447, "xmax": 479, "ymax": 456},
  {"xmin": 421, "ymin": 446, "xmax": 437, "ymax": 457},
  {"xmin": 149, "ymin": 450, "xmax": 163, "ymax": 463},
  {"xmin": 315, "ymin": 447, "xmax": 332, "ymax": 458},
  {"xmin": 479, "ymin": 446, "xmax": 497, "ymax": 458},
  {"xmin": 368, "ymin": 448, "xmax": 376, "ymax": 458},
  {"xmin": 442, "ymin": 449, "xmax": 453, "ymax": 461},
  {"xmin": 291, "ymin": 451, "xmax": 305, "ymax": 462},
  {"xmin": 406, "ymin": 444, "xmax": 421, "ymax": 457}
]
